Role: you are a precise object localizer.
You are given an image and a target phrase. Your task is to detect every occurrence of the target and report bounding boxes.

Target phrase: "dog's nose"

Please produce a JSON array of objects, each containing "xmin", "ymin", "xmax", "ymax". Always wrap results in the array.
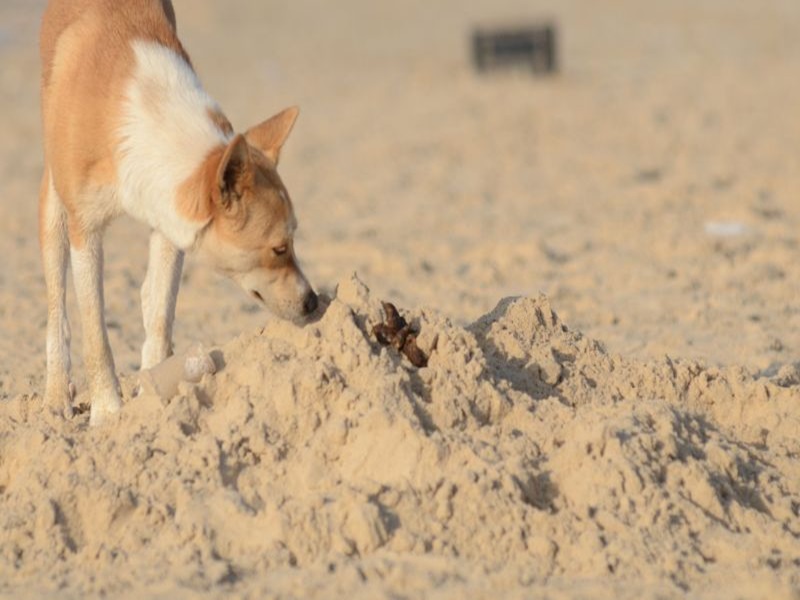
[{"xmin": 302, "ymin": 290, "xmax": 318, "ymax": 316}]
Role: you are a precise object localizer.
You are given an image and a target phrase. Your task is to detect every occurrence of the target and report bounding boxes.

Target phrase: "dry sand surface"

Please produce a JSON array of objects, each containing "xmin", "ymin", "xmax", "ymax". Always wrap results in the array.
[{"xmin": 1, "ymin": 0, "xmax": 800, "ymax": 598}]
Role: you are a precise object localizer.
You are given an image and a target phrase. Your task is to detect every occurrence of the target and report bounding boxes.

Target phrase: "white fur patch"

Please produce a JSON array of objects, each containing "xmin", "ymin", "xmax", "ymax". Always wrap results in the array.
[{"xmin": 117, "ymin": 41, "xmax": 232, "ymax": 249}]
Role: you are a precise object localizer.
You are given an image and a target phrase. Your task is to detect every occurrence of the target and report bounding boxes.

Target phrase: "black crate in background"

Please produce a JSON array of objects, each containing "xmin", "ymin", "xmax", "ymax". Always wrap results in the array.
[{"xmin": 473, "ymin": 25, "xmax": 558, "ymax": 75}]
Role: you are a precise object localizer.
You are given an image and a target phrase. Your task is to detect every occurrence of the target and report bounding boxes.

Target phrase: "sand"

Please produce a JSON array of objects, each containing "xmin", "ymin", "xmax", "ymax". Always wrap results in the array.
[
  {"xmin": 2, "ymin": 275, "xmax": 799, "ymax": 598},
  {"xmin": 1, "ymin": 0, "xmax": 799, "ymax": 598}
]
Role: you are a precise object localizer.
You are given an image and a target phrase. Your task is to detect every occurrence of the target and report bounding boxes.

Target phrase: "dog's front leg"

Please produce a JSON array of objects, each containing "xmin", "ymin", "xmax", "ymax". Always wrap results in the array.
[
  {"xmin": 140, "ymin": 230, "xmax": 184, "ymax": 369},
  {"xmin": 40, "ymin": 172, "xmax": 74, "ymax": 418},
  {"xmin": 71, "ymin": 231, "xmax": 122, "ymax": 425}
]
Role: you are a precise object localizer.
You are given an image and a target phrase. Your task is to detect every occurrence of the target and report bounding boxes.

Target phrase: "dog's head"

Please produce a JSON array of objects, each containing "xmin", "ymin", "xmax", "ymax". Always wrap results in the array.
[{"xmin": 195, "ymin": 107, "xmax": 317, "ymax": 322}]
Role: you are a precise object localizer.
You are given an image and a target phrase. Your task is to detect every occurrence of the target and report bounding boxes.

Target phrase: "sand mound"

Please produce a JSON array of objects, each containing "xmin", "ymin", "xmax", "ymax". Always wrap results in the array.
[{"xmin": 1, "ymin": 275, "xmax": 799, "ymax": 598}]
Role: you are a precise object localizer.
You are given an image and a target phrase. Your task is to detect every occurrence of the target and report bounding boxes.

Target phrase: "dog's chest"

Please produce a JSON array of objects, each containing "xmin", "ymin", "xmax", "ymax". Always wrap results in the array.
[{"xmin": 115, "ymin": 40, "xmax": 228, "ymax": 248}]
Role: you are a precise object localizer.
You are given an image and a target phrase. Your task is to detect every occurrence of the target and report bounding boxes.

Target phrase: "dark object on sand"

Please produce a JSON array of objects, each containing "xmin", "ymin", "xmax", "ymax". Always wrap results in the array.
[
  {"xmin": 372, "ymin": 302, "xmax": 428, "ymax": 368},
  {"xmin": 472, "ymin": 24, "xmax": 558, "ymax": 74}
]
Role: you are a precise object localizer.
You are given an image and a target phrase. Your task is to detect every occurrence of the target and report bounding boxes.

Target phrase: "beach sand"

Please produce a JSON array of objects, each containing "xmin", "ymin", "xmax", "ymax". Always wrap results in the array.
[{"xmin": 1, "ymin": 0, "xmax": 799, "ymax": 597}]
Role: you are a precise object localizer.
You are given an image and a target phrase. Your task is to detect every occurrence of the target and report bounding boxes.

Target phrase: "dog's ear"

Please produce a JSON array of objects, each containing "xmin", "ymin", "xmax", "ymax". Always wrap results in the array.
[
  {"xmin": 215, "ymin": 134, "xmax": 252, "ymax": 208},
  {"xmin": 245, "ymin": 106, "xmax": 299, "ymax": 165}
]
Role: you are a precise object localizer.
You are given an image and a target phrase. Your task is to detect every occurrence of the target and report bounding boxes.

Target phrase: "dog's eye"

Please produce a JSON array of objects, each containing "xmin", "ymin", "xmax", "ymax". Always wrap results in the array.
[{"xmin": 272, "ymin": 245, "xmax": 288, "ymax": 257}]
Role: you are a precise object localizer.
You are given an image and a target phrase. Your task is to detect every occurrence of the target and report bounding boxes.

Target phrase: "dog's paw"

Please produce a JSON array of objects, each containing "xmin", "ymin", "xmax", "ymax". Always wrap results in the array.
[
  {"xmin": 89, "ymin": 392, "xmax": 122, "ymax": 427},
  {"xmin": 141, "ymin": 338, "xmax": 172, "ymax": 371},
  {"xmin": 44, "ymin": 381, "xmax": 76, "ymax": 420}
]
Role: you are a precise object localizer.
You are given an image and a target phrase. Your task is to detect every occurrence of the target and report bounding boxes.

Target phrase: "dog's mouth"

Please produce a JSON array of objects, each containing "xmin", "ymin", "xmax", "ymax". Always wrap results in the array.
[{"xmin": 250, "ymin": 290, "xmax": 265, "ymax": 303}]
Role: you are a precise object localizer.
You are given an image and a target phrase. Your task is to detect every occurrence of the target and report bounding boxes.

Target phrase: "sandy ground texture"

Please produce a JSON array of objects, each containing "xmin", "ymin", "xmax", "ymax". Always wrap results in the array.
[{"xmin": 1, "ymin": 0, "xmax": 800, "ymax": 598}]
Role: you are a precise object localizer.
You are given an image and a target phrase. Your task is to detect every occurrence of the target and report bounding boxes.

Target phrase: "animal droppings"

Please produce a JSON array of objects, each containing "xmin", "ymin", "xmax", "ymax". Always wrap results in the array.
[{"xmin": 372, "ymin": 301, "xmax": 428, "ymax": 367}]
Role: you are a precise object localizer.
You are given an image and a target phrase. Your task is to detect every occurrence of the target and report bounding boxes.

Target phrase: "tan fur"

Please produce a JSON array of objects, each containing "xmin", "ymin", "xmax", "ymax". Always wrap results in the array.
[
  {"xmin": 245, "ymin": 106, "xmax": 300, "ymax": 164},
  {"xmin": 208, "ymin": 107, "xmax": 234, "ymax": 138},
  {"xmin": 176, "ymin": 145, "xmax": 224, "ymax": 223},
  {"xmin": 39, "ymin": 0, "xmax": 316, "ymax": 425},
  {"xmin": 41, "ymin": 0, "xmax": 188, "ymax": 247}
]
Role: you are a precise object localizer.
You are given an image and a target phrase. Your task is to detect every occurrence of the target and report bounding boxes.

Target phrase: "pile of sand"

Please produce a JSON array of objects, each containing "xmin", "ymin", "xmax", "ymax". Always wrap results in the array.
[{"xmin": 1, "ymin": 274, "xmax": 798, "ymax": 598}]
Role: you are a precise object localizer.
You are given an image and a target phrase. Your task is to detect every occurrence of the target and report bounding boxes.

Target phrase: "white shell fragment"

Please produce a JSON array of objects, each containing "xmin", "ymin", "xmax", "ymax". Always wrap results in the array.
[{"xmin": 139, "ymin": 343, "xmax": 217, "ymax": 399}]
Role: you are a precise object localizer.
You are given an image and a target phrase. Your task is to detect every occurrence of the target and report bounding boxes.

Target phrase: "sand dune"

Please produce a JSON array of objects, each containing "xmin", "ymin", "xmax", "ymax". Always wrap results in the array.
[{"xmin": 2, "ymin": 275, "xmax": 799, "ymax": 598}]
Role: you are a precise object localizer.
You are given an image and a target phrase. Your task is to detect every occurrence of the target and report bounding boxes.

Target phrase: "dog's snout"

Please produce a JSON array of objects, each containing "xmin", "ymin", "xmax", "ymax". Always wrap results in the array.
[{"xmin": 302, "ymin": 289, "xmax": 318, "ymax": 316}]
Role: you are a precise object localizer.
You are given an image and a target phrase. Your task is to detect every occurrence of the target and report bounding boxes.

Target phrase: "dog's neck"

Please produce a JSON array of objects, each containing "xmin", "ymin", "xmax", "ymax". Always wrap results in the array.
[{"xmin": 117, "ymin": 40, "xmax": 232, "ymax": 250}]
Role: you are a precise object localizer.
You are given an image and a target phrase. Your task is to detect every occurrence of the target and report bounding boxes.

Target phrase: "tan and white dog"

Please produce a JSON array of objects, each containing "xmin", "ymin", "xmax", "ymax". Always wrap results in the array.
[{"xmin": 39, "ymin": 0, "xmax": 317, "ymax": 425}]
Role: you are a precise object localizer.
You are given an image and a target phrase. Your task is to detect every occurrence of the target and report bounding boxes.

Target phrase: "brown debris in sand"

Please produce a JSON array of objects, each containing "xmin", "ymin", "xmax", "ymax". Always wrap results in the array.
[{"xmin": 372, "ymin": 301, "xmax": 429, "ymax": 368}]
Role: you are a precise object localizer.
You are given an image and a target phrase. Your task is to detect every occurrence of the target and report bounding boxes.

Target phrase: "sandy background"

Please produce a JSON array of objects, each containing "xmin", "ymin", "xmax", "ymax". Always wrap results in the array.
[{"xmin": 1, "ymin": 0, "xmax": 799, "ymax": 598}]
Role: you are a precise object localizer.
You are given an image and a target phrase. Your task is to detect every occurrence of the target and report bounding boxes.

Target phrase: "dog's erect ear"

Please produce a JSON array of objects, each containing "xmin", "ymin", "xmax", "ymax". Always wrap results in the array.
[
  {"xmin": 245, "ymin": 106, "xmax": 299, "ymax": 165},
  {"xmin": 216, "ymin": 134, "xmax": 252, "ymax": 208}
]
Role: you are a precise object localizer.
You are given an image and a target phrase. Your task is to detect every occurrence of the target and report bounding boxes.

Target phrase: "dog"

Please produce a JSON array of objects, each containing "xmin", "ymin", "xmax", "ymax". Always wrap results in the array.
[{"xmin": 39, "ymin": 0, "xmax": 317, "ymax": 425}]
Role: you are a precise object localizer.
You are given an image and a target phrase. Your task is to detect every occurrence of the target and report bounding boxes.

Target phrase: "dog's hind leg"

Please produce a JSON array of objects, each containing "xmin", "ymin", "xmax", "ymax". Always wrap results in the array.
[
  {"xmin": 140, "ymin": 230, "xmax": 184, "ymax": 369},
  {"xmin": 70, "ymin": 227, "xmax": 122, "ymax": 426},
  {"xmin": 39, "ymin": 171, "xmax": 74, "ymax": 418}
]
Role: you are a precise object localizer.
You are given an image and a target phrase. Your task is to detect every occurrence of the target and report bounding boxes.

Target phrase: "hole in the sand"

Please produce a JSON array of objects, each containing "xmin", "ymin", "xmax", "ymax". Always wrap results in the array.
[
  {"xmin": 209, "ymin": 350, "xmax": 226, "ymax": 371},
  {"xmin": 766, "ymin": 557, "xmax": 782, "ymax": 570}
]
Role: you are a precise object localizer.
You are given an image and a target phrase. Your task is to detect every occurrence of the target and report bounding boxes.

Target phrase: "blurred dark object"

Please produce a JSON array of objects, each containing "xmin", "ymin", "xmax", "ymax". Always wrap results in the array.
[
  {"xmin": 372, "ymin": 302, "xmax": 428, "ymax": 368},
  {"xmin": 472, "ymin": 25, "xmax": 558, "ymax": 75}
]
